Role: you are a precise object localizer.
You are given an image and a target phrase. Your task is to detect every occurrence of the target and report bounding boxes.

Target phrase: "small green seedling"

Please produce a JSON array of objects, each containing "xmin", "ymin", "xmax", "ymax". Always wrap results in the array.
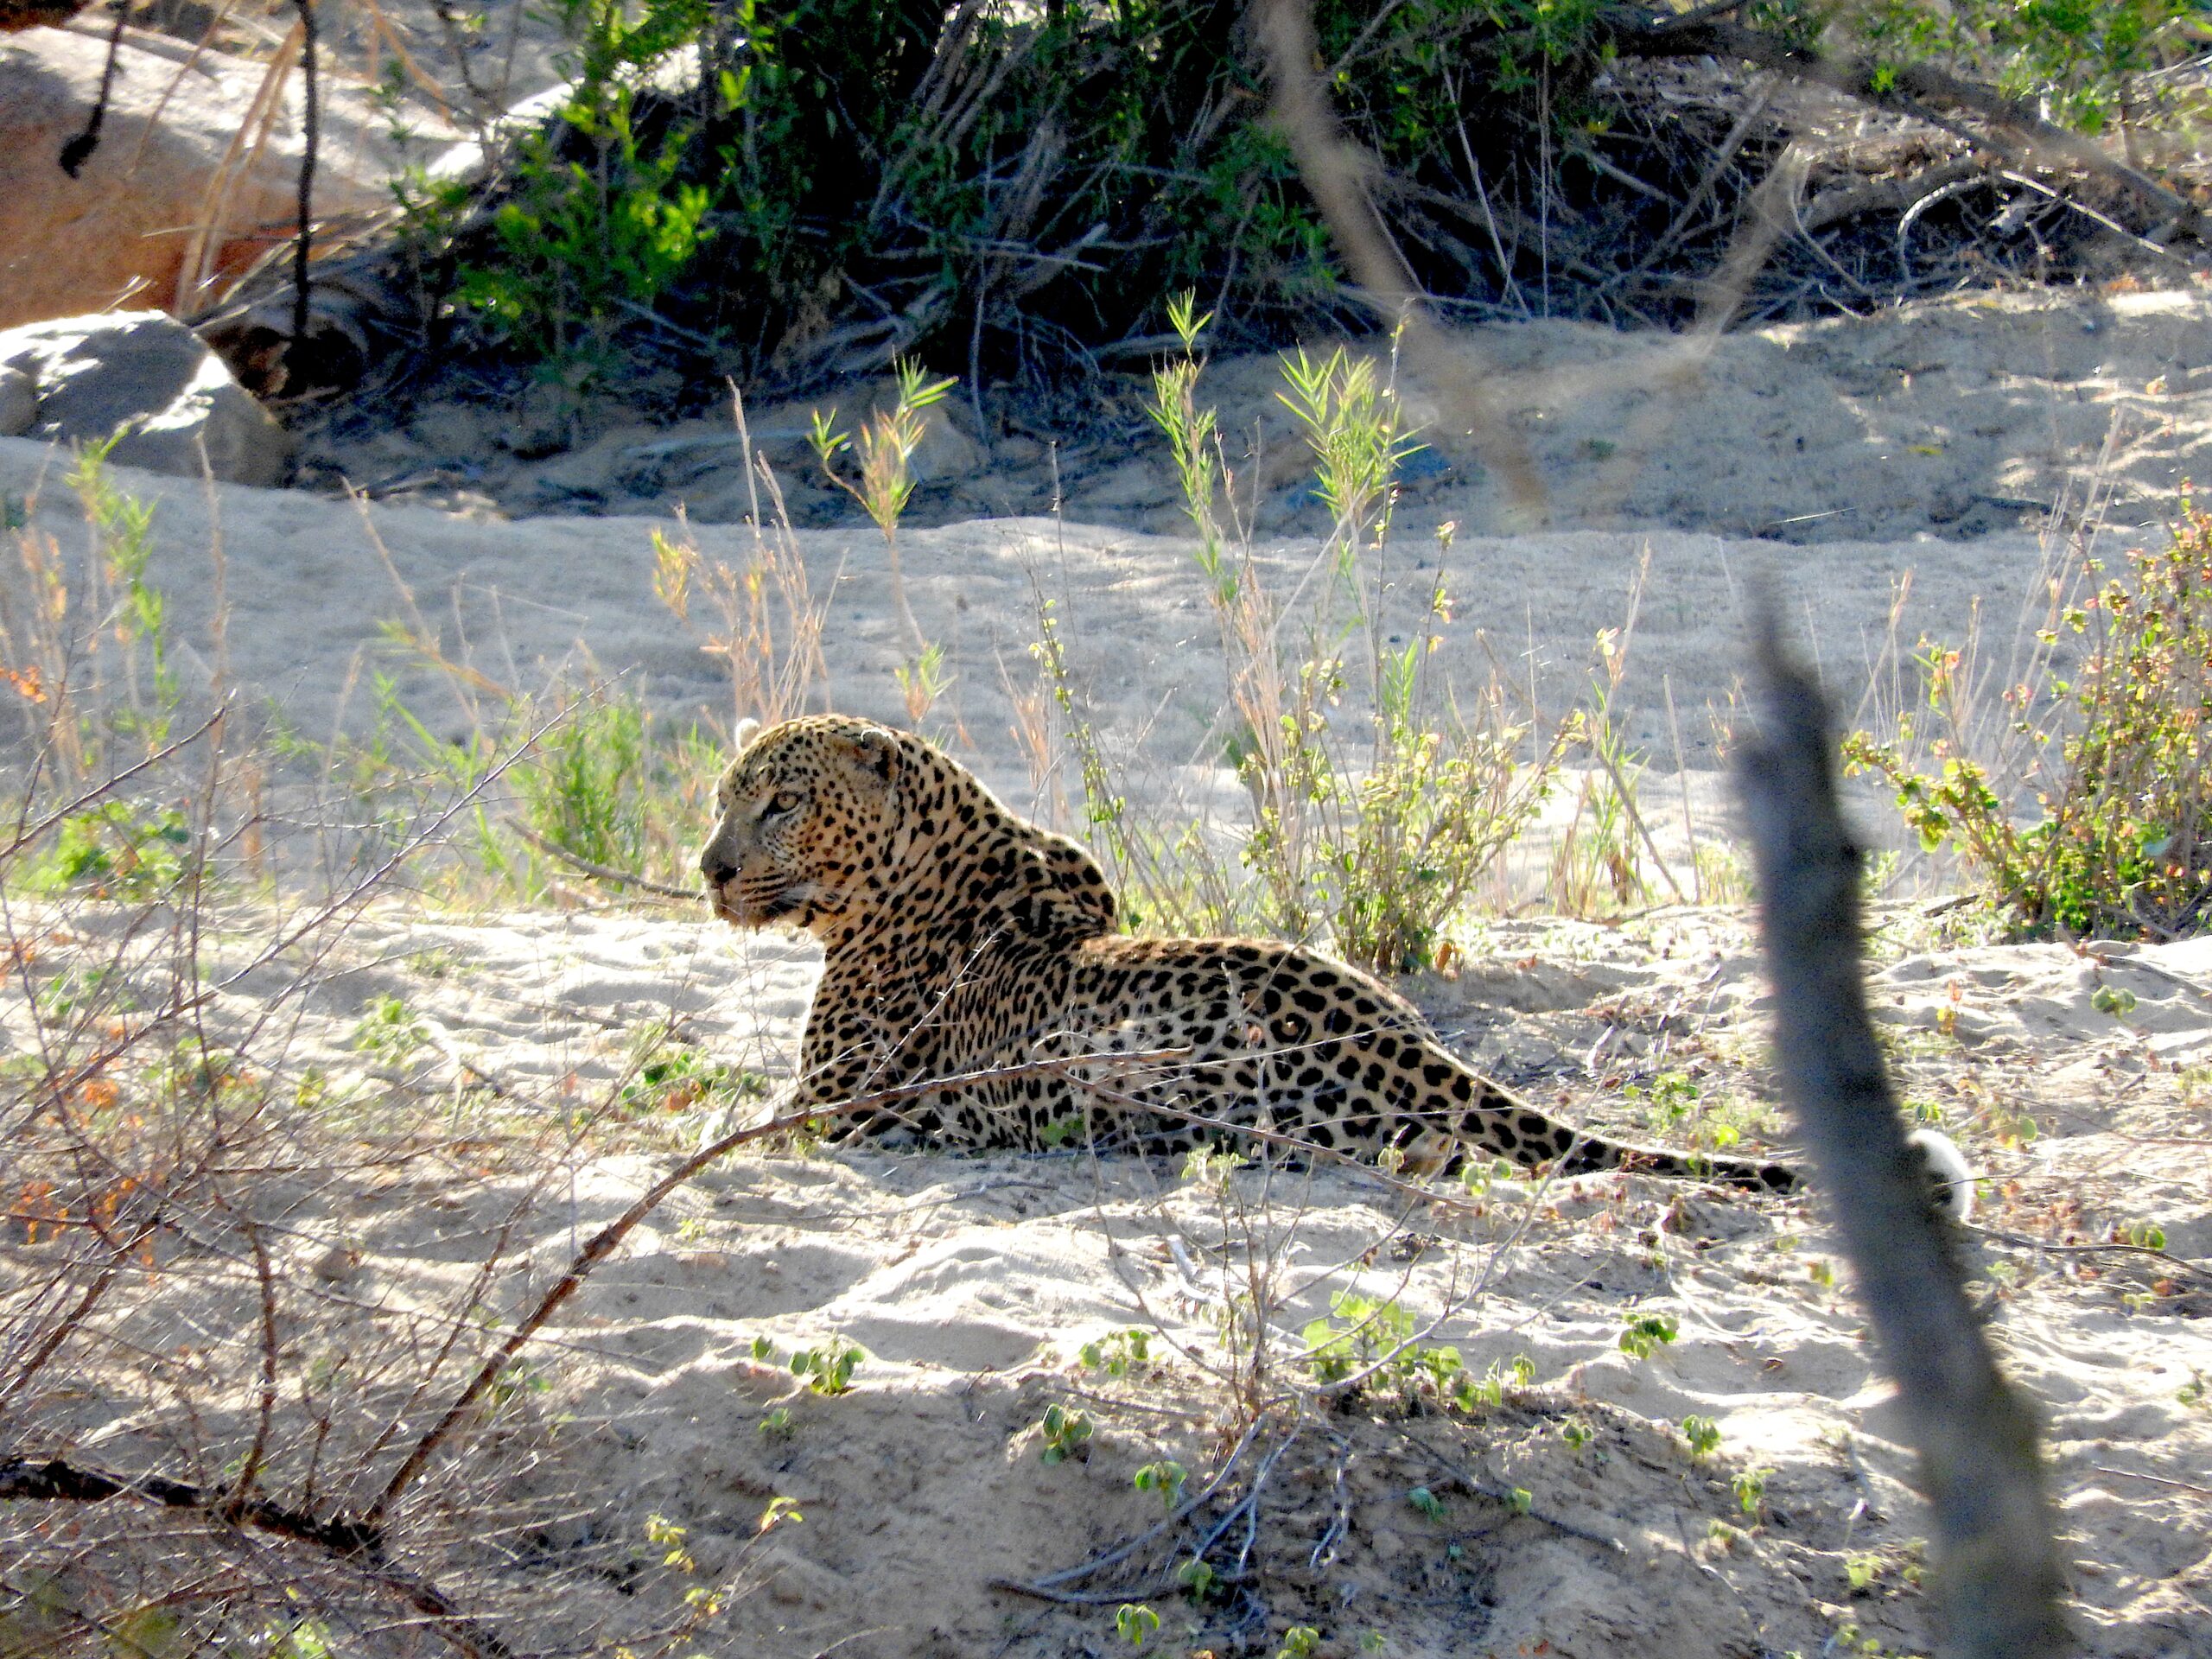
[
  {"xmin": 1733, "ymin": 1465, "xmax": 1770, "ymax": 1516},
  {"xmin": 1681, "ymin": 1414, "xmax": 1721, "ymax": 1458},
  {"xmin": 1079, "ymin": 1330, "xmax": 1153, "ymax": 1378},
  {"xmin": 1176, "ymin": 1557, "xmax": 1219, "ymax": 1602},
  {"xmin": 1277, "ymin": 1629, "xmax": 1321, "ymax": 1659},
  {"xmin": 1618, "ymin": 1313, "xmax": 1677, "ymax": 1360},
  {"xmin": 1460, "ymin": 1156, "xmax": 1515, "ymax": 1198},
  {"xmin": 646, "ymin": 1513, "xmax": 697, "ymax": 1573},
  {"xmin": 1133, "ymin": 1460, "xmax": 1186, "ymax": 1511},
  {"xmin": 790, "ymin": 1339, "xmax": 864, "ymax": 1396},
  {"xmin": 1114, "ymin": 1603, "xmax": 1160, "ymax": 1649},
  {"xmin": 1301, "ymin": 1291, "xmax": 1417, "ymax": 1384},
  {"xmin": 1039, "ymin": 1402, "xmax": 1093, "ymax": 1465},
  {"xmin": 352, "ymin": 995, "xmax": 430, "ymax": 1065},
  {"xmin": 1039, "ymin": 1113, "xmax": 1087, "ymax": 1147},
  {"xmin": 1407, "ymin": 1485, "xmax": 1446, "ymax": 1522}
]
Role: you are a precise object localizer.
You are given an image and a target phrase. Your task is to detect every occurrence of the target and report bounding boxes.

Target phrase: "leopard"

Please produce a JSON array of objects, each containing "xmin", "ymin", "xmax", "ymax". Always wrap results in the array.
[{"xmin": 695, "ymin": 713, "xmax": 1821, "ymax": 1193}]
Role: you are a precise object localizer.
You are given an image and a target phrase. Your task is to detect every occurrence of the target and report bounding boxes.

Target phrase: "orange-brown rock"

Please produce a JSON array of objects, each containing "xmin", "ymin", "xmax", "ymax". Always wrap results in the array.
[{"xmin": 0, "ymin": 24, "xmax": 432, "ymax": 330}]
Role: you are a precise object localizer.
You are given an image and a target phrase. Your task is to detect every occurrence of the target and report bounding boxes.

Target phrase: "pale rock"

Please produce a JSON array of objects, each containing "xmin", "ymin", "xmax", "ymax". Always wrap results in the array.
[
  {"xmin": 0, "ymin": 365, "xmax": 32, "ymax": 437},
  {"xmin": 1066, "ymin": 454, "xmax": 1173, "ymax": 512},
  {"xmin": 899, "ymin": 400, "xmax": 984, "ymax": 486},
  {"xmin": 0, "ymin": 310, "xmax": 291, "ymax": 484}
]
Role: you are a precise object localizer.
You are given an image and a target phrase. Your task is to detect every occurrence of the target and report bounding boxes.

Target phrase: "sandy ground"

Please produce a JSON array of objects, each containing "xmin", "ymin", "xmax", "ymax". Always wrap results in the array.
[
  {"xmin": 8, "ymin": 899, "xmax": 2208, "ymax": 1657},
  {"xmin": 0, "ymin": 428, "xmax": 2070, "ymax": 832},
  {"xmin": 5, "ymin": 290, "xmax": 2212, "ymax": 1656},
  {"xmin": 301, "ymin": 283, "xmax": 2212, "ymax": 550}
]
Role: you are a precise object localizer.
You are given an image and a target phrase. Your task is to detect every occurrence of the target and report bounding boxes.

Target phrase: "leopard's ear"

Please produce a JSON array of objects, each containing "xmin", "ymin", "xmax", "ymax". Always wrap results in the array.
[
  {"xmin": 824, "ymin": 721, "xmax": 899, "ymax": 785},
  {"xmin": 842, "ymin": 724, "xmax": 898, "ymax": 782},
  {"xmin": 732, "ymin": 716, "xmax": 762, "ymax": 754}
]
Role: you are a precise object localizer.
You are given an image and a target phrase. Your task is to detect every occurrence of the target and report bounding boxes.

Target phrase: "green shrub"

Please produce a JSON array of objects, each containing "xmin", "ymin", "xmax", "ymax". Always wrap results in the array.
[
  {"xmin": 451, "ymin": 0, "xmax": 717, "ymax": 360},
  {"xmin": 1073, "ymin": 308, "xmax": 1563, "ymax": 969},
  {"xmin": 24, "ymin": 802, "xmax": 190, "ymax": 899},
  {"xmin": 516, "ymin": 691, "xmax": 652, "ymax": 871},
  {"xmin": 1847, "ymin": 496, "xmax": 2212, "ymax": 938},
  {"xmin": 412, "ymin": 0, "xmax": 2186, "ymax": 377}
]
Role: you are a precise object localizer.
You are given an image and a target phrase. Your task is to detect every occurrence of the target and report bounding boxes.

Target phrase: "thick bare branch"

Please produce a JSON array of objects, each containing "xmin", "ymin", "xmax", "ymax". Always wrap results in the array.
[{"xmin": 1734, "ymin": 607, "xmax": 2069, "ymax": 1659}]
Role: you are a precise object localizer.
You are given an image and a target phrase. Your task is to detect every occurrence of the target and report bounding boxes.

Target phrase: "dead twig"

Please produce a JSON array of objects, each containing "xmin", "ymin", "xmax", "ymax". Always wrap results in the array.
[
  {"xmin": 1617, "ymin": 14, "xmax": 2200, "ymax": 240},
  {"xmin": 289, "ymin": 0, "xmax": 319, "ymax": 377},
  {"xmin": 0, "ymin": 1457, "xmax": 517, "ymax": 1658},
  {"xmin": 56, "ymin": 0, "xmax": 125, "ymax": 175},
  {"xmin": 505, "ymin": 817, "xmax": 701, "ymax": 902},
  {"xmin": 1967, "ymin": 1225, "xmax": 2212, "ymax": 1289},
  {"xmin": 363, "ymin": 1046, "xmax": 1192, "ymax": 1528}
]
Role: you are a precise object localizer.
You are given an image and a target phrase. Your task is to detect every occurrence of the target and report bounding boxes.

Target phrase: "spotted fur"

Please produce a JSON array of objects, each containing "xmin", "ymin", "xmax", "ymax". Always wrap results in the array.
[{"xmin": 698, "ymin": 715, "xmax": 1797, "ymax": 1192}]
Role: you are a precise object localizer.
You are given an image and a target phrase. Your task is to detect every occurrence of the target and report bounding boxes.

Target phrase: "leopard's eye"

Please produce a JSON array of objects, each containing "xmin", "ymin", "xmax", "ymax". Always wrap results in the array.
[{"xmin": 766, "ymin": 789, "xmax": 803, "ymax": 817}]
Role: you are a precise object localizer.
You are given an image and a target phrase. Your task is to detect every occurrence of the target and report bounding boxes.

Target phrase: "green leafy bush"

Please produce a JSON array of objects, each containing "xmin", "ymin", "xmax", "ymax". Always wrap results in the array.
[
  {"xmin": 1854, "ymin": 0, "xmax": 2197, "ymax": 133},
  {"xmin": 24, "ymin": 802, "xmax": 190, "ymax": 899},
  {"xmin": 1847, "ymin": 497, "xmax": 2212, "ymax": 938},
  {"xmin": 516, "ymin": 691, "xmax": 652, "ymax": 870},
  {"xmin": 411, "ymin": 0, "xmax": 2190, "ymax": 378},
  {"xmin": 453, "ymin": 0, "xmax": 715, "ymax": 359},
  {"xmin": 1086, "ymin": 308, "xmax": 1563, "ymax": 969}
]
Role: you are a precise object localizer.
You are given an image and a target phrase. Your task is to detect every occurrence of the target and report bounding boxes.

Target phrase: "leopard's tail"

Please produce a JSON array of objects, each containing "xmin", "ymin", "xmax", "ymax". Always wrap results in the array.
[
  {"xmin": 1440, "ymin": 1078, "xmax": 1798, "ymax": 1195},
  {"xmin": 1443, "ymin": 1084, "xmax": 1974, "ymax": 1211},
  {"xmin": 1548, "ymin": 1130, "xmax": 1799, "ymax": 1195}
]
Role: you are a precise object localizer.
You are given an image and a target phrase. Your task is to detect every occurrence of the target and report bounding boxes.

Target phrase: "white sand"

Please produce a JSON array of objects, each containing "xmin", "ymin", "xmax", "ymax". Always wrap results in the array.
[
  {"xmin": 8, "ymin": 899, "xmax": 2204, "ymax": 1656},
  {"xmin": 0, "ymin": 430, "xmax": 2066, "ymax": 772},
  {"xmin": 4, "ymin": 289, "xmax": 2209, "ymax": 1656}
]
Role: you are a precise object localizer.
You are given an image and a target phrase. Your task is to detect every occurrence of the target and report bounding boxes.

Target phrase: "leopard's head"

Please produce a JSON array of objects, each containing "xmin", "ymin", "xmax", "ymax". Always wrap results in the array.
[{"xmin": 696, "ymin": 715, "xmax": 902, "ymax": 934}]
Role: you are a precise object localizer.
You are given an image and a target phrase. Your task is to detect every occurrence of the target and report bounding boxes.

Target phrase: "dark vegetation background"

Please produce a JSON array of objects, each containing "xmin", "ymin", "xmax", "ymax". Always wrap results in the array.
[{"xmin": 220, "ymin": 0, "xmax": 2212, "ymax": 414}]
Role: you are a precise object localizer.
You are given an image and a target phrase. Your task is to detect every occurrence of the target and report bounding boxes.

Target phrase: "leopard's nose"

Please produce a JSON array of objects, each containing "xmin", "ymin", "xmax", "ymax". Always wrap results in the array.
[{"xmin": 701, "ymin": 850, "xmax": 737, "ymax": 887}]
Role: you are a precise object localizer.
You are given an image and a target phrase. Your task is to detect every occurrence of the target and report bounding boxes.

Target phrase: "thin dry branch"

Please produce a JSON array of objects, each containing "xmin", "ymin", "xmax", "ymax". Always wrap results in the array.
[
  {"xmin": 504, "ymin": 817, "xmax": 699, "ymax": 902},
  {"xmin": 363, "ymin": 1046, "xmax": 1193, "ymax": 1527},
  {"xmin": 1252, "ymin": 0, "xmax": 1548, "ymax": 523},
  {"xmin": 1616, "ymin": 12, "xmax": 2200, "ymax": 239},
  {"xmin": 1735, "ymin": 605, "xmax": 2070, "ymax": 1659},
  {"xmin": 0, "ymin": 1457, "xmax": 517, "ymax": 1659}
]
